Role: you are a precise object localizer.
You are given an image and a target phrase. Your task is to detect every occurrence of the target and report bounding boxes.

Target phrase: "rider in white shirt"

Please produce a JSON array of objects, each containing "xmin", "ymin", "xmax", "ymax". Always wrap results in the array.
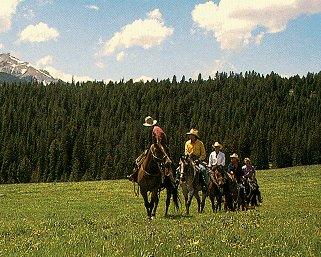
[{"xmin": 208, "ymin": 141, "xmax": 226, "ymax": 173}]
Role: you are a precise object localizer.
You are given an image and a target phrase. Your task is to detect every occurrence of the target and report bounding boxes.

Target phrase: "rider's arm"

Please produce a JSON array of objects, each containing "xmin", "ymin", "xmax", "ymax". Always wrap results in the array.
[
  {"xmin": 199, "ymin": 141, "xmax": 206, "ymax": 161},
  {"xmin": 220, "ymin": 152, "xmax": 226, "ymax": 166},
  {"xmin": 185, "ymin": 140, "xmax": 192, "ymax": 156},
  {"xmin": 208, "ymin": 152, "xmax": 214, "ymax": 167}
]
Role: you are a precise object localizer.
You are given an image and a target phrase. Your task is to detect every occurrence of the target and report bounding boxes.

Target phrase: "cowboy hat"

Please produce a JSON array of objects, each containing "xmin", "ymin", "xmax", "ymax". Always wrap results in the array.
[
  {"xmin": 143, "ymin": 116, "xmax": 157, "ymax": 127},
  {"xmin": 230, "ymin": 153, "xmax": 239, "ymax": 159},
  {"xmin": 244, "ymin": 157, "xmax": 251, "ymax": 163},
  {"xmin": 186, "ymin": 128, "xmax": 200, "ymax": 138},
  {"xmin": 212, "ymin": 141, "xmax": 222, "ymax": 149}
]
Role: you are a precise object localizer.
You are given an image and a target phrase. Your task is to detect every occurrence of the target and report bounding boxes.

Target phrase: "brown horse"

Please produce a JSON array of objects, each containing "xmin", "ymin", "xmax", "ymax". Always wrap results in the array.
[
  {"xmin": 208, "ymin": 167, "xmax": 224, "ymax": 212},
  {"xmin": 244, "ymin": 177, "xmax": 262, "ymax": 209},
  {"xmin": 137, "ymin": 143, "xmax": 178, "ymax": 219},
  {"xmin": 179, "ymin": 155, "xmax": 207, "ymax": 215},
  {"xmin": 224, "ymin": 172, "xmax": 246, "ymax": 211}
]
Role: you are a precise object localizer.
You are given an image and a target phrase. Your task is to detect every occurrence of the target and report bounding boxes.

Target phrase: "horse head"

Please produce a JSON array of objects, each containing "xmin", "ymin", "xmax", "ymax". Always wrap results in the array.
[
  {"xmin": 214, "ymin": 168, "xmax": 224, "ymax": 187},
  {"xmin": 179, "ymin": 154, "xmax": 196, "ymax": 182}
]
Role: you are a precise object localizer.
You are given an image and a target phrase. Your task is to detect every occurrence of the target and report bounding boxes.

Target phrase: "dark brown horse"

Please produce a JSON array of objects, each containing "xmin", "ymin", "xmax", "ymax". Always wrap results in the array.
[
  {"xmin": 224, "ymin": 172, "xmax": 246, "ymax": 211},
  {"xmin": 137, "ymin": 143, "xmax": 178, "ymax": 219},
  {"xmin": 244, "ymin": 177, "xmax": 262, "ymax": 209},
  {"xmin": 208, "ymin": 167, "xmax": 224, "ymax": 212},
  {"xmin": 179, "ymin": 155, "xmax": 207, "ymax": 215}
]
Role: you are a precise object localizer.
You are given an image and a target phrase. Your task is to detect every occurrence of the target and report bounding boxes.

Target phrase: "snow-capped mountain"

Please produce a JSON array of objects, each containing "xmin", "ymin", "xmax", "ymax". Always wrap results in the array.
[{"xmin": 0, "ymin": 53, "xmax": 58, "ymax": 84}]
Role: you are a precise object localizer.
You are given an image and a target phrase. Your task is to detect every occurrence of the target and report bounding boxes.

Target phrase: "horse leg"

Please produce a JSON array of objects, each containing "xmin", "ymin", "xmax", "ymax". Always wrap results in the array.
[
  {"xmin": 140, "ymin": 188, "xmax": 152, "ymax": 218},
  {"xmin": 214, "ymin": 187, "xmax": 222, "ymax": 212},
  {"xmin": 194, "ymin": 192, "xmax": 202, "ymax": 213},
  {"xmin": 209, "ymin": 189, "xmax": 215, "ymax": 212},
  {"xmin": 165, "ymin": 187, "xmax": 171, "ymax": 217},
  {"xmin": 200, "ymin": 190, "xmax": 207, "ymax": 213},
  {"xmin": 217, "ymin": 193, "xmax": 222, "ymax": 212},
  {"xmin": 183, "ymin": 193, "xmax": 190, "ymax": 215},
  {"xmin": 186, "ymin": 191, "xmax": 195, "ymax": 215},
  {"xmin": 151, "ymin": 190, "xmax": 159, "ymax": 218}
]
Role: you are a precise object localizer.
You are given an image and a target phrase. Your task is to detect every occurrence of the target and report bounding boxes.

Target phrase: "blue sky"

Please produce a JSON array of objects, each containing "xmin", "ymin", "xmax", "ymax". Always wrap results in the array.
[{"xmin": 1, "ymin": 0, "xmax": 320, "ymax": 82}]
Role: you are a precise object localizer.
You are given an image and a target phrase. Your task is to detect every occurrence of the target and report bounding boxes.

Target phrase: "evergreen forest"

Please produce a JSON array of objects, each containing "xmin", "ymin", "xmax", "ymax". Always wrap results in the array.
[{"xmin": 0, "ymin": 71, "xmax": 320, "ymax": 184}]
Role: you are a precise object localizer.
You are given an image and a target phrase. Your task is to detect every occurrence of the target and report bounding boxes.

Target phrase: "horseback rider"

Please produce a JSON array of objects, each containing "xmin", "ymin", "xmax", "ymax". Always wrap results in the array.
[
  {"xmin": 242, "ymin": 157, "xmax": 263, "ymax": 203},
  {"xmin": 227, "ymin": 153, "xmax": 243, "ymax": 181},
  {"xmin": 227, "ymin": 153, "xmax": 247, "ymax": 205},
  {"xmin": 184, "ymin": 128, "xmax": 209, "ymax": 190},
  {"xmin": 208, "ymin": 141, "xmax": 226, "ymax": 189},
  {"xmin": 129, "ymin": 116, "xmax": 175, "ymax": 186},
  {"xmin": 208, "ymin": 141, "xmax": 225, "ymax": 174}
]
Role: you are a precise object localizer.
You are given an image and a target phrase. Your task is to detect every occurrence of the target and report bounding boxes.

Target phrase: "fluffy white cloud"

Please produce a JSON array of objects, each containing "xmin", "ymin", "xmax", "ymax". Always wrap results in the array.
[
  {"xmin": 133, "ymin": 75, "xmax": 154, "ymax": 82},
  {"xmin": 35, "ymin": 55, "xmax": 53, "ymax": 68},
  {"xmin": 192, "ymin": 0, "xmax": 321, "ymax": 50},
  {"xmin": 44, "ymin": 66, "xmax": 94, "ymax": 83},
  {"xmin": 96, "ymin": 9, "xmax": 173, "ymax": 57},
  {"xmin": 116, "ymin": 51, "xmax": 127, "ymax": 62},
  {"xmin": 211, "ymin": 58, "xmax": 236, "ymax": 74},
  {"xmin": 86, "ymin": 4, "xmax": 99, "ymax": 11},
  {"xmin": 17, "ymin": 22, "xmax": 59, "ymax": 43},
  {"xmin": 0, "ymin": 0, "xmax": 22, "ymax": 32},
  {"xmin": 95, "ymin": 61, "xmax": 106, "ymax": 69}
]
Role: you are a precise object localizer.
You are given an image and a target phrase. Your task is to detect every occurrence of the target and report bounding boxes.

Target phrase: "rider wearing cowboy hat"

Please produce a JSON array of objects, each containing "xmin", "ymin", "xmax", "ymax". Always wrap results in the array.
[
  {"xmin": 185, "ymin": 128, "xmax": 206, "ymax": 161},
  {"xmin": 129, "ymin": 116, "xmax": 175, "ymax": 186},
  {"xmin": 143, "ymin": 116, "xmax": 168, "ymax": 151},
  {"xmin": 208, "ymin": 141, "xmax": 226, "ymax": 174},
  {"xmin": 185, "ymin": 128, "xmax": 209, "ymax": 189},
  {"xmin": 227, "ymin": 153, "xmax": 243, "ymax": 182}
]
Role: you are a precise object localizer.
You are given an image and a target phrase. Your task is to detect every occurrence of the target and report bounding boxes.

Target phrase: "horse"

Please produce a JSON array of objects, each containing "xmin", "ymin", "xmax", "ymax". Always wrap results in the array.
[
  {"xmin": 137, "ymin": 143, "xmax": 178, "ymax": 219},
  {"xmin": 179, "ymin": 155, "xmax": 208, "ymax": 215},
  {"xmin": 244, "ymin": 177, "xmax": 262, "ymax": 208},
  {"xmin": 162, "ymin": 162, "xmax": 180, "ymax": 217},
  {"xmin": 207, "ymin": 167, "xmax": 224, "ymax": 212},
  {"xmin": 224, "ymin": 172, "xmax": 246, "ymax": 211}
]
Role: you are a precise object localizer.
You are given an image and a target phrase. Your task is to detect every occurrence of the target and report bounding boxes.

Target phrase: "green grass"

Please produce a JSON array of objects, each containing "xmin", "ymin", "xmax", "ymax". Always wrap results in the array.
[{"xmin": 0, "ymin": 165, "xmax": 320, "ymax": 256}]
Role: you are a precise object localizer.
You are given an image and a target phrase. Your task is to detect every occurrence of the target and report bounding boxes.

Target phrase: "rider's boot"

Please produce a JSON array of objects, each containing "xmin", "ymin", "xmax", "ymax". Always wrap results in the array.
[{"xmin": 128, "ymin": 167, "xmax": 138, "ymax": 182}]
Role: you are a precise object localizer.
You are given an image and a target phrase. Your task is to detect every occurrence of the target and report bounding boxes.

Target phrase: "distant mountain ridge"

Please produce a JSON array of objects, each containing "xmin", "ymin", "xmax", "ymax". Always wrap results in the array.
[{"xmin": 0, "ymin": 53, "xmax": 58, "ymax": 84}]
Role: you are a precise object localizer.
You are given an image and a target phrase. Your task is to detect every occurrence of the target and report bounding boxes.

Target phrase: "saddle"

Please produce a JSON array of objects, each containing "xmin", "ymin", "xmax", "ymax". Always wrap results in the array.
[{"xmin": 134, "ymin": 149, "xmax": 148, "ymax": 168}]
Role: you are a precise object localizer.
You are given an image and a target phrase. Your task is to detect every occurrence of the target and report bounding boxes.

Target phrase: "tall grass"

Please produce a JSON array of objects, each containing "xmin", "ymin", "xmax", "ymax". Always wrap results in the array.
[{"xmin": 0, "ymin": 165, "xmax": 320, "ymax": 256}]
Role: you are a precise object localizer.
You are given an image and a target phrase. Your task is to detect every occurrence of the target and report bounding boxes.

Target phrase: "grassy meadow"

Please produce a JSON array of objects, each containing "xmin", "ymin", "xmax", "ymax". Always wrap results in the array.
[{"xmin": 0, "ymin": 165, "xmax": 320, "ymax": 256}]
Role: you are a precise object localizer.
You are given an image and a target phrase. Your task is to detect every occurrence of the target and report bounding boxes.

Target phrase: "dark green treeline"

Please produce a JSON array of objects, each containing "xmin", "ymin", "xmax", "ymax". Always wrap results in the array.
[{"xmin": 0, "ymin": 71, "xmax": 320, "ymax": 184}]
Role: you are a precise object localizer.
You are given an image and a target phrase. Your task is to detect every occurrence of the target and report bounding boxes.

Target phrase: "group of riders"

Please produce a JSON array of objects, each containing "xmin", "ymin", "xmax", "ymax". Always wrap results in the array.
[{"xmin": 129, "ymin": 116, "xmax": 263, "ymax": 210}]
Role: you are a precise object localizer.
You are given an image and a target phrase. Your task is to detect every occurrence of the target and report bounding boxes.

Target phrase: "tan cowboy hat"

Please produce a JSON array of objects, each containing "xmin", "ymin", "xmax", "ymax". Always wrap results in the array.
[
  {"xmin": 143, "ymin": 116, "xmax": 157, "ymax": 127},
  {"xmin": 230, "ymin": 153, "xmax": 239, "ymax": 159},
  {"xmin": 186, "ymin": 128, "xmax": 200, "ymax": 138},
  {"xmin": 244, "ymin": 157, "xmax": 251, "ymax": 163},
  {"xmin": 212, "ymin": 141, "xmax": 222, "ymax": 149}
]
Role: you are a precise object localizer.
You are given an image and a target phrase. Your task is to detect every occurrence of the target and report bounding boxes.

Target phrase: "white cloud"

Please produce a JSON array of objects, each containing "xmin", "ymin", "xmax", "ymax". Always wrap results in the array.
[
  {"xmin": 255, "ymin": 32, "xmax": 265, "ymax": 45},
  {"xmin": 17, "ymin": 22, "xmax": 59, "ymax": 43},
  {"xmin": 95, "ymin": 61, "xmax": 106, "ymax": 69},
  {"xmin": 86, "ymin": 4, "xmax": 99, "ymax": 11},
  {"xmin": 0, "ymin": 43, "xmax": 4, "ymax": 50},
  {"xmin": 96, "ymin": 8, "xmax": 173, "ymax": 57},
  {"xmin": 116, "ymin": 51, "xmax": 127, "ymax": 61},
  {"xmin": 0, "ymin": 0, "xmax": 22, "ymax": 32},
  {"xmin": 192, "ymin": 0, "xmax": 321, "ymax": 50},
  {"xmin": 36, "ymin": 0, "xmax": 53, "ymax": 6},
  {"xmin": 211, "ymin": 58, "xmax": 236, "ymax": 74},
  {"xmin": 44, "ymin": 66, "xmax": 94, "ymax": 83},
  {"xmin": 133, "ymin": 75, "xmax": 154, "ymax": 82},
  {"xmin": 35, "ymin": 55, "xmax": 53, "ymax": 68},
  {"xmin": 23, "ymin": 9, "xmax": 35, "ymax": 19}
]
